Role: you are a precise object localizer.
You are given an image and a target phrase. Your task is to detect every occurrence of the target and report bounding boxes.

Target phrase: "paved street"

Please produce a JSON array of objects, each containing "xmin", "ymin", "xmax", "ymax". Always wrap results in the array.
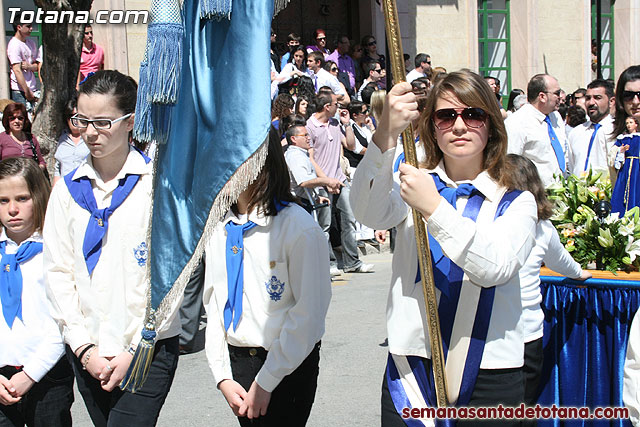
[{"xmin": 71, "ymin": 250, "xmax": 393, "ymax": 426}]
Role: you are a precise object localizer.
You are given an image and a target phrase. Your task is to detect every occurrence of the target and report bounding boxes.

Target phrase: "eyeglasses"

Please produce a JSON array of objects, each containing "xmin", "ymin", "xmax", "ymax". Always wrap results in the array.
[
  {"xmin": 330, "ymin": 67, "xmax": 338, "ymax": 72},
  {"xmin": 293, "ymin": 133, "xmax": 309, "ymax": 137},
  {"xmin": 9, "ymin": 116, "xmax": 24, "ymax": 121},
  {"xmin": 623, "ymin": 90, "xmax": 640, "ymax": 102},
  {"xmin": 545, "ymin": 90, "xmax": 562, "ymax": 97},
  {"xmin": 358, "ymin": 109, "xmax": 369, "ymax": 115},
  {"xmin": 71, "ymin": 113, "xmax": 132, "ymax": 130},
  {"xmin": 432, "ymin": 108, "xmax": 488, "ymax": 130},
  {"xmin": 85, "ymin": 31, "xmax": 93, "ymax": 35},
  {"xmin": 366, "ymin": 41, "xmax": 377, "ymax": 47}
]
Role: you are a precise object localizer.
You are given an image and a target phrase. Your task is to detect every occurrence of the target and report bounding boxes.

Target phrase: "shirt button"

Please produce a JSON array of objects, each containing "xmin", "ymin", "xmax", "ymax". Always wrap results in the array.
[{"xmin": 249, "ymin": 348, "xmax": 257, "ymax": 356}]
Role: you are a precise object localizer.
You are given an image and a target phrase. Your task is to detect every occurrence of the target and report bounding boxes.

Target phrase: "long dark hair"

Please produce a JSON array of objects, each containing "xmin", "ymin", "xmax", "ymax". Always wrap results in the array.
[
  {"xmin": 613, "ymin": 65, "xmax": 640, "ymax": 138},
  {"xmin": 0, "ymin": 157, "xmax": 50, "ymax": 233},
  {"xmin": 503, "ymin": 154, "xmax": 553, "ymax": 220},
  {"xmin": 288, "ymin": 45, "xmax": 307, "ymax": 71},
  {"xmin": 242, "ymin": 130, "xmax": 296, "ymax": 216}
]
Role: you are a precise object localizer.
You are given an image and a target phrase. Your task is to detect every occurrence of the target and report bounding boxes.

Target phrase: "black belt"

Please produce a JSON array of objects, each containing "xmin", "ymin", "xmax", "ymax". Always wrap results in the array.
[{"xmin": 228, "ymin": 341, "xmax": 321, "ymax": 358}]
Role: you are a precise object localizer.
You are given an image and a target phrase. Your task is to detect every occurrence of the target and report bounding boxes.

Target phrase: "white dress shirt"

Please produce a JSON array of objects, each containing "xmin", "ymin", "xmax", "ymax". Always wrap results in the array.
[
  {"xmin": 567, "ymin": 115, "xmax": 614, "ymax": 177},
  {"xmin": 506, "ymin": 103, "xmax": 568, "ymax": 187},
  {"xmin": 203, "ymin": 203, "xmax": 331, "ymax": 392},
  {"xmin": 406, "ymin": 69, "xmax": 425, "ymax": 83},
  {"xmin": 350, "ymin": 143, "xmax": 537, "ymax": 369},
  {"xmin": 310, "ymin": 68, "xmax": 345, "ymax": 95},
  {"xmin": 0, "ymin": 231, "xmax": 65, "ymax": 382},
  {"xmin": 43, "ymin": 147, "xmax": 182, "ymax": 356},
  {"xmin": 518, "ymin": 220, "xmax": 582, "ymax": 342}
]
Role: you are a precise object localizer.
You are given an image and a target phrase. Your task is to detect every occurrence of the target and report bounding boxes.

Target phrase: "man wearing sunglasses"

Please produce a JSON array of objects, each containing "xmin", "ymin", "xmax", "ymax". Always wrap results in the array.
[
  {"xmin": 406, "ymin": 53, "xmax": 431, "ymax": 83},
  {"xmin": 7, "ymin": 15, "xmax": 41, "ymax": 112},
  {"xmin": 506, "ymin": 73, "xmax": 568, "ymax": 187},
  {"xmin": 566, "ymin": 79, "xmax": 615, "ymax": 178}
]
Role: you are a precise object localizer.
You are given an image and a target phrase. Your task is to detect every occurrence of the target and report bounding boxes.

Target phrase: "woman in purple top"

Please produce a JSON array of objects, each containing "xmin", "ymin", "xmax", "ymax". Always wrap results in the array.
[
  {"xmin": 305, "ymin": 29, "xmax": 329, "ymax": 56},
  {"xmin": 0, "ymin": 103, "xmax": 45, "ymax": 171}
]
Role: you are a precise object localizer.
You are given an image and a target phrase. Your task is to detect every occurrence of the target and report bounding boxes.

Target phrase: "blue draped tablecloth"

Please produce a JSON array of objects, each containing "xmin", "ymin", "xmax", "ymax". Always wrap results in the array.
[{"xmin": 539, "ymin": 275, "xmax": 640, "ymax": 426}]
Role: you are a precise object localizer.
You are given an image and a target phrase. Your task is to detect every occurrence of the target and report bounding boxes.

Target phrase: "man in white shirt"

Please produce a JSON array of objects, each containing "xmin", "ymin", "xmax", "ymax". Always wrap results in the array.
[
  {"xmin": 405, "ymin": 53, "xmax": 431, "ymax": 83},
  {"xmin": 356, "ymin": 60, "xmax": 382, "ymax": 101},
  {"xmin": 506, "ymin": 74, "xmax": 567, "ymax": 187},
  {"xmin": 567, "ymin": 79, "xmax": 615, "ymax": 177},
  {"xmin": 283, "ymin": 124, "xmax": 341, "ymax": 212},
  {"xmin": 306, "ymin": 51, "xmax": 345, "ymax": 98}
]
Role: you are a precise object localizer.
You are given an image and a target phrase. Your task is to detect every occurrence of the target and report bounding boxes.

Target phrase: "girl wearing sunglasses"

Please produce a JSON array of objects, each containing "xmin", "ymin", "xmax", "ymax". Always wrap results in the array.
[
  {"xmin": 351, "ymin": 69, "xmax": 537, "ymax": 425},
  {"xmin": 0, "ymin": 103, "xmax": 46, "ymax": 172},
  {"xmin": 610, "ymin": 65, "xmax": 640, "ymax": 214}
]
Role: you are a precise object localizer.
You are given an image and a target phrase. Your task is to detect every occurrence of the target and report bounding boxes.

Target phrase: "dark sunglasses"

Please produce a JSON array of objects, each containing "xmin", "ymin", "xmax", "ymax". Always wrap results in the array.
[
  {"xmin": 366, "ymin": 41, "xmax": 377, "ymax": 46},
  {"xmin": 432, "ymin": 108, "xmax": 488, "ymax": 130},
  {"xmin": 330, "ymin": 67, "xmax": 338, "ymax": 72},
  {"xmin": 9, "ymin": 116, "xmax": 24, "ymax": 121},
  {"xmin": 623, "ymin": 90, "xmax": 640, "ymax": 102}
]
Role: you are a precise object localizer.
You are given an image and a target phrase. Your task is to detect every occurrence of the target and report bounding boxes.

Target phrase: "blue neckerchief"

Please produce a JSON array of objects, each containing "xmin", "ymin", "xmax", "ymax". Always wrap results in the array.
[
  {"xmin": 545, "ymin": 115, "xmax": 566, "ymax": 173},
  {"xmin": 224, "ymin": 200, "xmax": 289, "ymax": 331},
  {"xmin": 584, "ymin": 122, "xmax": 602, "ymax": 171},
  {"xmin": 0, "ymin": 240, "xmax": 43, "ymax": 328},
  {"xmin": 64, "ymin": 149, "xmax": 151, "ymax": 275}
]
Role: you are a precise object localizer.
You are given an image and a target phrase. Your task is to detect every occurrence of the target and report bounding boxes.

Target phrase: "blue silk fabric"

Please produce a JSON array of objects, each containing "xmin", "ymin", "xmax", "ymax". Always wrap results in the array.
[
  {"xmin": 149, "ymin": 0, "xmax": 272, "ymax": 309},
  {"xmin": 538, "ymin": 276, "xmax": 640, "ymax": 426}
]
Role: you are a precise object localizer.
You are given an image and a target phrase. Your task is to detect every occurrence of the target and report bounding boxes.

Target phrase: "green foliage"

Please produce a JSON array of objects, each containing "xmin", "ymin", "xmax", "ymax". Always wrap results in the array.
[{"xmin": 548, "ymin": 170, "xmax": 640, "ymax": 273}]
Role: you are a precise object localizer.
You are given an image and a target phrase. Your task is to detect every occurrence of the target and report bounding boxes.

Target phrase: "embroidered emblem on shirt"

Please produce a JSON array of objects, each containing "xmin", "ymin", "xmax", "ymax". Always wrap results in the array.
[
  {"xmin": 133, "ymin": 242, "xmax": 148, "ymax": 266},
  {"xmin": 265, "ymin": 276, "xmax": 285, "ymax": 301},
  {"xmin": 269, "ymin": 261, "xmax": 276, "ymax": 269}
]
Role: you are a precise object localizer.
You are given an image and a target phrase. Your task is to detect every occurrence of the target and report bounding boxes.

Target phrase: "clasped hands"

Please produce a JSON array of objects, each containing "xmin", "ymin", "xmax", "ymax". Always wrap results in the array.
[{"xmin": 219, "ymin": 379, "xmax": 271, "ymax": 419}]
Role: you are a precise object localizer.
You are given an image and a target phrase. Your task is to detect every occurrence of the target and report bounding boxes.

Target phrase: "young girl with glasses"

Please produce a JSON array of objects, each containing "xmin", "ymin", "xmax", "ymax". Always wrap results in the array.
[
  {"xmin": 0, "ymin": 157, "xmax": 73, "ymax": 427},
  {"xmin": 43, "ymin": 70, "xmax": 182, "ymax": 426},
  {"xmin": 203, "ymin": 131, "xmax": 331, "ymax": 426},
  {"xmin": 351, "ymin": 69, "xmax": 538, "ymax": 425}
]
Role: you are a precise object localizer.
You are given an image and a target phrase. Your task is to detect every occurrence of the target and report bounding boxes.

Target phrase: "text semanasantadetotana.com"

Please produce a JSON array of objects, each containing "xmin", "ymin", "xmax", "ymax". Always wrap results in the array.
[{"xmin": 402, "ymin": 404, "xmax": 629, "ymax": 420}]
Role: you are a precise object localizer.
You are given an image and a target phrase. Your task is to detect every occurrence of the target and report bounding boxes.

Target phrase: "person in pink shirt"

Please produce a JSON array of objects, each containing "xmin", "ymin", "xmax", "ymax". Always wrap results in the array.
[
  {"xmin": 77, "ymin": 25, "xmax": 104, "ymax": 85},
  {"xmin": 7, "ymin": 18, "xmax": 40, "ymax": 113}
]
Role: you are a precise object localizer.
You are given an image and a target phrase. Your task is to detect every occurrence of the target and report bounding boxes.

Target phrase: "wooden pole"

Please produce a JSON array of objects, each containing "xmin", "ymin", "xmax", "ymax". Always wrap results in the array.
[{"xmin": 381, "ymin": 0, "xmax": 449, "ymax": 408}]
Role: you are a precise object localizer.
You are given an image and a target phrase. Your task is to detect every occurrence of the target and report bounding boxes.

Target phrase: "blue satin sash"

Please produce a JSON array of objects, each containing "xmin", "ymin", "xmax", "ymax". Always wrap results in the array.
[{"xmin": 392, "ymin": 178, "xmax": 522, "ymax": 420}]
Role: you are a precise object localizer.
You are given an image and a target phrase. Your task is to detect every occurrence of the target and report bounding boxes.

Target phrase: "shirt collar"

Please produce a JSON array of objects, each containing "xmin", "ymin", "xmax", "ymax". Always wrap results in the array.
[
  {"xmin": 82, "ymin": 43, "xmax": 95, "ymax": 54},
  {"xmin": 522, "ymin": 103, "xmax": 548, "ymax": 123},
  {"xmin": 0, "ymin": 229, "xmax": 42, "ymax": 246},
  {"xmin": 222, "ymin": 207, "xmax": 271, "ymax": 228},
  {"xmin": 429, "ymin": 161, "xmax": 499, "ymax": 202},
  {"xmin": 72, "ymin": 146, "xmax": 149, "ymax": 182},
  {"xmin": 287, "ymin": 145, "xmax": 309, "ymax": 155}
]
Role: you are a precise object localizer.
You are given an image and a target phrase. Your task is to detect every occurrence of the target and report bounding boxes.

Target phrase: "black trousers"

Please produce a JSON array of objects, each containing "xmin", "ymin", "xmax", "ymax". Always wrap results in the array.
[
  {"xmin": 69, "ymin": 336, "xmax": 179, "ymax": 427},
  {"xmin": 0, "ymin": 356, "xmax": 74, "ymax": 427},
  {"xmin": 229, "ymin": 341, "xmax": 321, "ymax": 427},
  {"xmin": 381, "ymin": 357, "xmax": 524, "ymax": 427},
  {"xmin": 522, "ymin": 338, "xmax": 543, "ymax": 427}
]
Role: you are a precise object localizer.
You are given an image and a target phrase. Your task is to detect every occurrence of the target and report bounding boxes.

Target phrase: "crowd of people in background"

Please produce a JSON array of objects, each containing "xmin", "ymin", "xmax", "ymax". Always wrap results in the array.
[{"xmin": 3, "ymin": 14, "xmax": 640, "ymax": 426}]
